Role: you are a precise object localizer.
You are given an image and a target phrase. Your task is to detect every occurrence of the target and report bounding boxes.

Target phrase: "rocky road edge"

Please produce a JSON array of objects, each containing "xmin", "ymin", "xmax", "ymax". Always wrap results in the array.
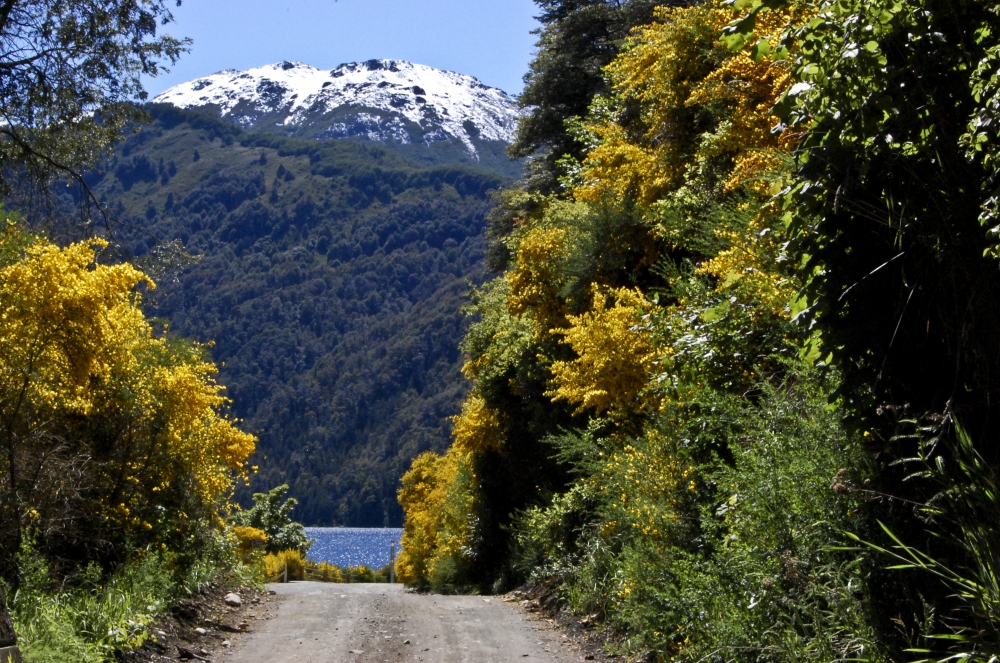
[
  {"xmin": 121, "ymin": 582, "xmax": 273, "ymax": 663},
  {"xmin": 508, "ymin": 583, "xmax": 654, "ymax": 663}
]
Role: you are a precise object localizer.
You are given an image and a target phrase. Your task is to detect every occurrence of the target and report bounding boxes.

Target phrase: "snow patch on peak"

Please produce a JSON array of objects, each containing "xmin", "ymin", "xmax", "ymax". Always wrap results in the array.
[{"xmin": 152, "ymin": 59, "xmax": 522, "ymax": 155}]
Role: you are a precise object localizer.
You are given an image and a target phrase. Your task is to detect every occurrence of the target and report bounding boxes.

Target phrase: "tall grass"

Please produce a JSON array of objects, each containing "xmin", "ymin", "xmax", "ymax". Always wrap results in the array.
[
  {"xmin": 9, "ymin": 549, "xmax": 172, "ymax": 663},
  {"xmin": 7, "ymin": 531, "xmax": 261, "ymax": 663},
  {"xmin": 851, "ymin": 420, "xmax": 1000, "ymax": 662}
]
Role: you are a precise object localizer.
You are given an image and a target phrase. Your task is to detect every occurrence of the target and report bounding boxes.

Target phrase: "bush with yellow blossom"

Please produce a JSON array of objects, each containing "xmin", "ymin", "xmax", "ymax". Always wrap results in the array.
[
  {"xmin": 397, "ymin": 4, "xmax": 881, "ymax": 660},
  {"xmin": 0, "ymin": 221, "xmax": 256, "ymax": 582},
  {"xmin": 395, "ymin": 446, "xmax": 478, "ymax": 590}
]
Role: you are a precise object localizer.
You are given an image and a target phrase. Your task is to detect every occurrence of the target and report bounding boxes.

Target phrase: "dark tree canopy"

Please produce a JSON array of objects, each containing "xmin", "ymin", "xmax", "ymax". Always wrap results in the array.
[
  {"xmin": 0, "ymin": 0, "xmax": 187, "ymax": 197},
  {"xmin": 782, "ymin": 0, "xmax": 1000, "ymax": 454},
  {"xmin": 509, "ymin": 0, "xmax": 664, "ymax": 193}
]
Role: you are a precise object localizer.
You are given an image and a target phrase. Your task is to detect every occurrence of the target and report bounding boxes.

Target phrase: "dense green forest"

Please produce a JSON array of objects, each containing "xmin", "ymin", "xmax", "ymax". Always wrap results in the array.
[
  {"xmin": 78, "ymin": 104, "xmax": 521, "ymax": 526},
  {"xmin": 397, "ymin": 0, "xmax": 1000, "ymax": 662}
]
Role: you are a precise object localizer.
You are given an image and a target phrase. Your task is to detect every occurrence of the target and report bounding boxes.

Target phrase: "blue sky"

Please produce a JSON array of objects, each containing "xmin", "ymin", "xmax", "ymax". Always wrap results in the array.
[{"xmin": 144, "ymin": 0, "xmax": 541, "ymax": 99}]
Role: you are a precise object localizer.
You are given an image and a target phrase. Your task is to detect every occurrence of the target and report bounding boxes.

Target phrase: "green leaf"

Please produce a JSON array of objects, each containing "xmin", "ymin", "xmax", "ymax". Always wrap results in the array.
[
  {"xmin": 723, "ymin": 32, "xmax": 749, "ymax": 51},
  {"xmin": 723, "ymin": 13, "xmax": 757, "ymax": 52},
  {"xmin": 751, "ymin": 38, "xmax": 772, "ymax": 61},
  {"xmin": 700, "ymin": 303, "xmax": 729, "ymax": 323}
]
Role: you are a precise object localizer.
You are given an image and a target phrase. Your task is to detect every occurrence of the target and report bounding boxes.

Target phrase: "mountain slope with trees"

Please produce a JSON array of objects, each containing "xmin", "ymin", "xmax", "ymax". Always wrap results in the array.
[{"xmin": 83, "ymin": 104, "xmax": 519, "ymax": 526}]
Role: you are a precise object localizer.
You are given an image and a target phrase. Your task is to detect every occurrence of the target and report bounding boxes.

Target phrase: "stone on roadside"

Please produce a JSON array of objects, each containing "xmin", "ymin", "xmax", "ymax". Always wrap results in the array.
[
  {"xmin": 221, "ymin": 641, "xmax": 232, "ymax": 648},
  {"xmin": 224, "ymin": 593, "xmax": 242, "ymax": 607},
  {"xmin": 193, "ymin": 627, "xmax": 207, "ymax": 636}
]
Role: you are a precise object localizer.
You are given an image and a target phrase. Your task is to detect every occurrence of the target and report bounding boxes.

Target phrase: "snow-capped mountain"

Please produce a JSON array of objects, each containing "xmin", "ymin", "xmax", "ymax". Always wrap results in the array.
[{"xmin": 153, "ymin": 60, "xmax": 522, "ymax": 155}]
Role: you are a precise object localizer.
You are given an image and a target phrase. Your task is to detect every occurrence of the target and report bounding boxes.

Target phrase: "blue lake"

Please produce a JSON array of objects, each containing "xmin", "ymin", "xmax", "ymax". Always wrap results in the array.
[{"xmin": 304, "ymin": 527, "xmax": 403, "ymax": 569}]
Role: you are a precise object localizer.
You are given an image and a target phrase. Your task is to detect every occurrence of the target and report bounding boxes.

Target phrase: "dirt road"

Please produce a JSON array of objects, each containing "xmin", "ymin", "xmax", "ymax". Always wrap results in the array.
[{"xmin": 220, "ymin": 582, "xmax": 587, "ymax": 663}]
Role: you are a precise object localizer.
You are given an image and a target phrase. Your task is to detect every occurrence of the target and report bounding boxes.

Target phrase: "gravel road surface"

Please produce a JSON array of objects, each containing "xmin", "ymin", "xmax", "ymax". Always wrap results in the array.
[{"xmin": 221, "ymin": 582, "xmax": 586, "ymax": 663}]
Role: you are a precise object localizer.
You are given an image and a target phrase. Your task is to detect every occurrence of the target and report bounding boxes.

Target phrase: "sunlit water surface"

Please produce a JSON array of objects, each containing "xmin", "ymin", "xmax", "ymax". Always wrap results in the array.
[{"xmin": 304, "ymin": 527, "xmax": 403, "ymax": 569}]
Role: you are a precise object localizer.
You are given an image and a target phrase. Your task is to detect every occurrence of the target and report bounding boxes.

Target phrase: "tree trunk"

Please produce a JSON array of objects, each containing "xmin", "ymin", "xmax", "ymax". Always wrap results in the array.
[
  {"xmin": 0, "ymin": 584, "xmax": 20, "ymax": 663},
  {"xmin": 0, "ymin": 585, "xmax": 14, "ymax": 647}
]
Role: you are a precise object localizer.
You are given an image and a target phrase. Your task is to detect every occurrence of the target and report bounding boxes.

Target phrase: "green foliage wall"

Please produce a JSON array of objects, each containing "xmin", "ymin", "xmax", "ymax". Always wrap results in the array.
[{"xmin": 781, "ymin": 0, "xmax": 1000, "ymax": 456}]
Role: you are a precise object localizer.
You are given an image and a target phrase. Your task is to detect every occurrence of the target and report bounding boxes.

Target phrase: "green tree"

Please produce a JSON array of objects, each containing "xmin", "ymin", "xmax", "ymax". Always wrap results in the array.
[
  {"xmin": 232, "ymin": 485, "xmax": 313, "ymax": 556},
  {"xmin": 0, "ymin": 0, "xmax": 188, "ymax": 198},
  {"xmin": 509, "ymin": 0, "xmax": 663, "ymax": 194},
  {"xmin": 777, "ymin": 0, "xmax": 1000, "ymax": 454}
]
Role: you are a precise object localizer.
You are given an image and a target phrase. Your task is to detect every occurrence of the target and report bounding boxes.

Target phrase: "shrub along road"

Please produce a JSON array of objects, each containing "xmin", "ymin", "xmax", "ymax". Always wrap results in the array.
[{"xmin": 221, "ymin": 582, "xmax": 587, "ymax": 663}]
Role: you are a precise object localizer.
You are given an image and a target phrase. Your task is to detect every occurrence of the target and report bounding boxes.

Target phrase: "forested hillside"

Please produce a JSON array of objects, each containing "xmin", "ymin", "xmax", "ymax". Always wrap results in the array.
[
  {"xmin": 83, "ymin": 105, "xmax": 519, "ymax": 526},
  {"xmin": 397, "ymin": 0, "xmax": 1000, "ymax": 661}
]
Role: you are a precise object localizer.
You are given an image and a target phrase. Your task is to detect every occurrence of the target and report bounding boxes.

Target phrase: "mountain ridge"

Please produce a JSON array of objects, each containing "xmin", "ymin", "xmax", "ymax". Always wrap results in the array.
[{"xmin": 153, "ymin": 59, "xmax": 523, "ymax": 156}]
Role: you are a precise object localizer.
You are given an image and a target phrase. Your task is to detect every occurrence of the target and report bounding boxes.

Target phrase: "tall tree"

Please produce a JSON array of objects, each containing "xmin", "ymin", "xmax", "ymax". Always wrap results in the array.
[
  {"xmin": 0, "ymin": 0, "xmax": 187, "ymax": 203},
  {"xmin": 509, "ymin": 0, "xmax": 665, "ymax": 194}
]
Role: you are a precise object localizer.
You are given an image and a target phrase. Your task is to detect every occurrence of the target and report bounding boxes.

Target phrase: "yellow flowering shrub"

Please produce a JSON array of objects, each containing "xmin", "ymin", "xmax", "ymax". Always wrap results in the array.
[
  {"xmin": 506, "ymin": 199, "xmax": 590, "ymax": 332},
  {"xmin": 548, "ymin": 287, "xmax": 658, "ymax": 416},
  {"xmin": 575, "ymin": 4, "xmax": 732, "ymax": 209},
  {"xmin": 396, "ymin": 452, "xmax": 447, "ymax": 584},
  {"xmin": 232, "ymin": 526, "xmax": 268, "ymax": 553},
  {"xmin": 309, "ymin": 561, "xmax": 344, "ymax": 582},
  {"xmin": 395, "ymin": 446, "xmax": 477, "ymax": 588},
  {"xmin": 601, "ymin": 429, "xmax": 692, "ymax": 541},
  {"xmin": 507, "ymin": 226, "xmax": 572, "ymax": 336},
  {"xmin": 263, "ymin": 549, "xmax": 305, "ymax": 580},
  {"xmin": 576, "ymin": 3, "xmax": 802, "ymax": 213},
  {"xmin": 685, "ymin": 11, "xmax": 802, "ymax": 196},
  {"xmin": 694, "ymin": 222, "xmax": 795, "ymax": 323},
  {"xmin": 458, "ymin": 276, "xmax": 535, "ymax": 387},
  {"xmin": 0, "ymin": 223, "xmax": 256, "ymax": 566},
  {"xmin": 451, "ymin": 393, "xmax": 503, "ymax": 454},
  {"xmin": 0, "ymin": 228, "xmax": 151, "ymax": 415},
  {"xmin": 570, "ymin": 0, "xmax": 805, "ymax": 397}
]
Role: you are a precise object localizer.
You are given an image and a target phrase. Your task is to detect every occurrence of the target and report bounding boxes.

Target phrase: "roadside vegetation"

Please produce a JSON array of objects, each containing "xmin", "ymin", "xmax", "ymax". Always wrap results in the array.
[
  {"xmin": 5, "ymin": 0, "xmax": 1000, "ymax": 661},
  {"xmin": 397, "ymin": 0, "xmax": 1000, "ymax": 662},
  {"xmin": 0, "ymin": 222, "xmax": 266, "ymax": 662},
  {"xmin": 0, "ymin": 4, "xmax": 307, "ymax": 662}
]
